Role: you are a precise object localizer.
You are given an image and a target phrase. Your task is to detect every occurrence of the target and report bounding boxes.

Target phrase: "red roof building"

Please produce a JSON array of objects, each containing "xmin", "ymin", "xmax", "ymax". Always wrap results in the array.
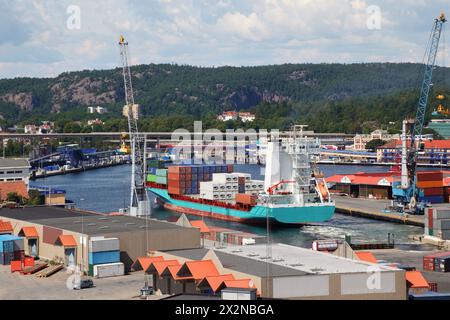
[
  {"xmin": 0, "ymin": 220, "xmax": 13, "ymax": 234},
  {"xmin": 0, "ymin": 181, "xmax": 29, "ymax": 201}
]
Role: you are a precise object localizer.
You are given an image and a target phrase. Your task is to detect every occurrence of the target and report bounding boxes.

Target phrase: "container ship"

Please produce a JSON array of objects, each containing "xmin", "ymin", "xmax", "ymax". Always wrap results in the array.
[{"xmin": 146, "ymin": 129, "xmax": 335, "ymax": 225}]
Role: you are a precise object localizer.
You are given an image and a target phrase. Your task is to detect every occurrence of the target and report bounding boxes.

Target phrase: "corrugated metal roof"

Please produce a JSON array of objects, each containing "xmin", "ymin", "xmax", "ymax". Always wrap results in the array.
[
  {"xmin": 131, "ymin": 256, "xmax": 164, "ymax": 272},
  {"xmin": 0, "ymin": 206, "xmax": 190, "ymax": 235},
  {"xmin": 355, "ymin": 251, "xmax": 378, "ymax": 264},
  {"xmin": 57, "ymin": 235, "xmax": 77, "ymax": 247},
  {"xmin": 190, "ymin": 220, "xmax": 210, "ymax": 233},
  {"xmin": 198, "ymin": 274, "xmax": 235, "ymax": 293},
  {"xmin": 20, "ymin": 226, "xmax": 39, "ymax": 238},
  {"xmin": 406, "ymin": 271, "xmax": 429, "ymax": 288},
  {"xmin": 0, "ymin": 158, "xmax": 30, "ymax": 169},
  {"xmin": 0, "ymin": 220, "xmax": 13, "ymax": 233}
]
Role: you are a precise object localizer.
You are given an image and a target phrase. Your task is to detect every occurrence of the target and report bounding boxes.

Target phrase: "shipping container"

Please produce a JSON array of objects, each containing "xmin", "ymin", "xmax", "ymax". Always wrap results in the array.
[
  {"xmin": 93, "ymin": 262, "xmax": 125, "ymax": 278},
  {"xmin": 435, "ymin": 256, "xmax": 450, "ymax": 272},
  {"xmin": 419, "ymin": 195, "xmax": 444, "ymax": 204},
  {"xmin": 422, "ymin": 187, "xmax": 444, "ymax": 196},
  {"xmin": 235, "ymin": 193, "xmax": 256, "ymax": 206},
  {"xmin": 417, "ymin": 172, "xmax": 444, "ymax": 182},
  {"xmin": 88, "ymin": 250, "xmax": 120, "ymax": 265},
  {"xmin": 89, "ymin": 237, "xmax": 120, "ymax": 253},
  {"xmin": 417, "ymin": 181, "xmax": 444, "ymax": 188},
  {"xmin": 423, "ymin": 252, "xmax": 450, "ymax": 271}
]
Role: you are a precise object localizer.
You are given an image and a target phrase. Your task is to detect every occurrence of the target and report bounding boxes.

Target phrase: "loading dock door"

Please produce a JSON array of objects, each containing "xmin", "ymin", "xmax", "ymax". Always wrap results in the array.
[{"xmin": 65, "ymin": 248, "xmax": 76, "ymax": 267}]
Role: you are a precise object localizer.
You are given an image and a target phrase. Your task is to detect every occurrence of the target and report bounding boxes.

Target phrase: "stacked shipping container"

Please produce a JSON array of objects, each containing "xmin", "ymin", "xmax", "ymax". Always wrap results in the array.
[
  {"xmin": 417, "ymin": 172, "xmax": 445, "ymax": 204},
  {"xmin": 0, "ymin": 235, "xmax": 24, "ymax": 265},
  {"xmin": 423, "ymin": 251, "xmax": 450, "ymax": 272},
  {"xmin": 424, "ymin": 208, "xmax": 450, "ymax": 240},
  {"xmin": 200, "ymin": 172, "xmax": 264, "ymax": 201},
  {"xmin": 88, "ymin": 237, "xmax": 123, "ymax": 278},
  {"xmin": 168, "ymin": 164, "xmax": 233, "ymax": 196},
  {"xmin": 203, "ymin": 226, "xmax": 266, "ymax": 246}
]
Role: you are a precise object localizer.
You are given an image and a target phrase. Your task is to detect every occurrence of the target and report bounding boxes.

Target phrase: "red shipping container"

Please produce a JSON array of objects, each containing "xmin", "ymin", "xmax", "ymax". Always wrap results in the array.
[
  {"xmin": 168, "ymin": 166, "xmax": 182, "ymax": 174},
  {"xmin": 423, "ymin": 187, "xmax": 444, "ymax": 196},
  {"xmin": 10, "ymin": 260, "xmax": 22, "ymax": 273},
  {"xmin": 423, "ymin": 252, "xmax": 450, "ymax": 271},
  {"xmin": 227, "ymin": 165, "xmax": 234, "ymax": 173},
  {"xmin": 185, "ymin": 174, "xmax": 192, "ymax": 181},
  {"xmin": 417, "ymin": 181, "xmax": 443, "ymax": 188},
  {"xmin": 417, "ymin": 172, "xmax": 444, "ymax": 182},
  {"xmin": 235, "ymin": 193, "xmax": 256, "ymax": 206},
  {"xmin": 168, "ymin": 173, "xmax": 180, "ymax": 180},
  {"xmin": 24, "ymin": 257, "xmax": 34, "ymax": 268}
]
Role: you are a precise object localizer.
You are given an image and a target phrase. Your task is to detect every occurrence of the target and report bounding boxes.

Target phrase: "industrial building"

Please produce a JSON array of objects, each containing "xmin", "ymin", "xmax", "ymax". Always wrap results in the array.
[
  {"xmin": 0, "ymin": 206, "xmax": 200, "ymax": 272},
  {"xmin": 377, "ymin": 140, "xmax": 450, "ymax": 165},
  {"xmin": 154, "ymin": 243, "xmax": 407, "ymax": 300}
]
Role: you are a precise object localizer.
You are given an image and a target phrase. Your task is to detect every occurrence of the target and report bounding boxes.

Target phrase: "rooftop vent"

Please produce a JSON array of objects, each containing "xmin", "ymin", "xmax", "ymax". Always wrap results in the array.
[
  {"xmin": 125, "ymin": 222, "xmax": 135, "ymax": 226},
  {"xmin": 259, "ymin": 256, "xmax": 271, "ymax": 260},
  {"xmin": 231, "ymin": 249, "xmax": 243, "ymax": 253},
  {"xmin": 98, "ymin": 217, "xmax": 108, "ymax": 221},
  {"xmin": 87, "ymin": 223, "xmax": 96, "ymax": 226},
  {"xmin": 289, "ymin": 263, "xmax": 304, "ymax": 267},
  {"xmin": 99, "ymin": 226, "xmax": 109, "ymax": 229},
  {"xmin": 111, "ymin": 220, "xmax": 120, "ymax": 223},
  {"xmin": 310, "ymin": 267, "xmax": 324, "ymax": 273},
  {"xmin": 272, "ymin": 257, "xmax": 284, "ymax": 262},
  {"xmin": 73, "ymin": 221, "xmax": 81, "ymax": 224},
  {"xmin": 247, "ymin": 252, "xmax": 259, "ymax": 257}
]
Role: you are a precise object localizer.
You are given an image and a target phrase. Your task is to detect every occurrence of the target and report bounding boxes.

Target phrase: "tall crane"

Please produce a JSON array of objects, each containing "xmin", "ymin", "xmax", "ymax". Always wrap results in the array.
[
  {"xmin": 394, "ymin": 13, "xmax": 446, "ymax": 213},
  {"xmin": 118, "ymin": 35, "xmax": 150, "ymax": 217}
]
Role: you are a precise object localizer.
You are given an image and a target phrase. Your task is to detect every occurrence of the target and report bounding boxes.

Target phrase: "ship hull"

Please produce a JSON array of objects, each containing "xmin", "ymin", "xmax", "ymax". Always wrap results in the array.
[{"xmin": 149, "ymin": 188, "xmax": 335, "ymax": 225}]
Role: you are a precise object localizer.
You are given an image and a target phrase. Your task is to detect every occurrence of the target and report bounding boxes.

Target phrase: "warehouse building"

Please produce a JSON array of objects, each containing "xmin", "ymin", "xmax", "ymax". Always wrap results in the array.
[
  {"xmin": 0, "ymin": 206, "xmax": 200, "ymax": 272},
  {"xmin": 156, "ymin": 243, "xmax": 407, "ymax": 300}
]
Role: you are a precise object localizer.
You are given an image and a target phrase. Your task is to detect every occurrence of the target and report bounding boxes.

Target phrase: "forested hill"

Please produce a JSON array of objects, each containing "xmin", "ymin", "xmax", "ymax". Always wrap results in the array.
[{"xmin": 0, "ymin": 62, "xmax": 449, "ymax": 133}]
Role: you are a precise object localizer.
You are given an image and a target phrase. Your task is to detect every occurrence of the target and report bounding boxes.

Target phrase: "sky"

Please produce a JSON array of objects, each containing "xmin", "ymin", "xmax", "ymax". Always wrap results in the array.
[{"xmin": 0, "ymin": 0, "xmax": 449, "ymax": 79}]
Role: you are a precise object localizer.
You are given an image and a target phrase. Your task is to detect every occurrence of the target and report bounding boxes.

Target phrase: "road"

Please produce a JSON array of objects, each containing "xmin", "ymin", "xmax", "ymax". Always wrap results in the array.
[{"xmin": 0, "ymin": 266, "xmax": 159, "ymax": 300}]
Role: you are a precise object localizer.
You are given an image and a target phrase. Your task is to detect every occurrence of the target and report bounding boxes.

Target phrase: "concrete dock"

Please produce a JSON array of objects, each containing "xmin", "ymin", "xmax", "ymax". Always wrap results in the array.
[{"xmin": 334, "ymin": 197, "xmax": 425, "ymax": 227}]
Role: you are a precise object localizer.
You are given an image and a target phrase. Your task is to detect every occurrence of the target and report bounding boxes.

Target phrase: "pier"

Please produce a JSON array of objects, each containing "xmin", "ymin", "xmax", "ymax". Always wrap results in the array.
[{"xmin": 334, "ymin": 197, "xmax": 425, "ymax": 227}]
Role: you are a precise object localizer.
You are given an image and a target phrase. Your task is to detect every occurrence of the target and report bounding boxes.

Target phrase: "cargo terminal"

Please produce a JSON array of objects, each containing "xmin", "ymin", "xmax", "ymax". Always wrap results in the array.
[{"xmin": 0, "ymin": 206, "xmax": 200, "ymax": 272}]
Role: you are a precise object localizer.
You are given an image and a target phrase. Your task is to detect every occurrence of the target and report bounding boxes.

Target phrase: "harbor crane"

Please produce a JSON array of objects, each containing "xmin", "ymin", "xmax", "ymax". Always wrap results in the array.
[
  {"xmin": 393, "ymin": 12, "xmax": 446, "ymax": 214},
  {"xmin": 118, "ymin": 35, "xmax": 150, "ymax": 217}
]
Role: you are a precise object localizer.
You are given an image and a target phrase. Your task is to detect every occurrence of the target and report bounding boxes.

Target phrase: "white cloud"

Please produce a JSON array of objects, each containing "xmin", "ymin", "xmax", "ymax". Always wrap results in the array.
[{"xmin": 0, "ymin": 0, "xmax": 448, "ymax": 78}]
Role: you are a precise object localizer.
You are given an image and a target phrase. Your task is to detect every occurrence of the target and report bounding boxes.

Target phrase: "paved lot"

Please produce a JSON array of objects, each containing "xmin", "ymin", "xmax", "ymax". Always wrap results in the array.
[
  {"xmin": 371, "ymin": 249, "xmax": 450, "ymax": 293},
  {"xmin": 0, "ymin": 266, "xmax": 156, "ymax": 300}
]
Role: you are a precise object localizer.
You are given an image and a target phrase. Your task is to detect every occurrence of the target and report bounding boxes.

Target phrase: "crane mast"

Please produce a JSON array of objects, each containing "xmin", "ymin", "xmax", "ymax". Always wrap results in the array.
[
  {"xmin": 119, "ymin": 35, "xmax": 149, "ymax": 216},
  {"xmin": 408, "ymin": 13, "xmax": 446, "ymax": 204}
]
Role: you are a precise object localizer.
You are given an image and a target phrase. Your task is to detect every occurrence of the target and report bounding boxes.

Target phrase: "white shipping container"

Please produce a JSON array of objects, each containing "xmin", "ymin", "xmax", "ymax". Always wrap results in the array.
[
  {"xmin": 94, "ymin": 262, "xmax": 125, "ymax": 278},
  {"xmin": 89, "ymin": 238, "xmax": 120, "ymax": 253}
]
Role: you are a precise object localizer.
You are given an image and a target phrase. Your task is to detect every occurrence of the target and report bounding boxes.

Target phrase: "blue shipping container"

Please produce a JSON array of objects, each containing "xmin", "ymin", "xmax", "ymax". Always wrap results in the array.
[
  {"xmin": 419, "ymin": 196, "xmax": 444, "ymax": 204},
  {"xmin": 88, "ymin": 250, "xmax": 120, "ymax": 265},
  {"xmin": 0, "ymin": 235, "xmax": 23, "ymax": 253}
]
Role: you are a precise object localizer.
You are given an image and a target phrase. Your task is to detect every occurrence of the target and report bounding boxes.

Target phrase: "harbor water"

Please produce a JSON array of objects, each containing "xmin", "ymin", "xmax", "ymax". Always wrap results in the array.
[{"xmin": 33, "ymin": 164, "xmax": 424, "ymax": 247}]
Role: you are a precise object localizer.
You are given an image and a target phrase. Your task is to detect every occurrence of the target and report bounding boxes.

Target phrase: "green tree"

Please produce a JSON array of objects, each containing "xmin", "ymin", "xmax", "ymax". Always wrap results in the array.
[{"xmin": 365, "ymin": 139, "xmax": 387, "ymax": 151}]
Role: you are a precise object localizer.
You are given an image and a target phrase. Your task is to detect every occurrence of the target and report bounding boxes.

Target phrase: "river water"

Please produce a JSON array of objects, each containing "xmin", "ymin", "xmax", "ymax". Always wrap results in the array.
[{"xmin": 32, "ymin": 164, "xmax": 424, "ymax": 248}]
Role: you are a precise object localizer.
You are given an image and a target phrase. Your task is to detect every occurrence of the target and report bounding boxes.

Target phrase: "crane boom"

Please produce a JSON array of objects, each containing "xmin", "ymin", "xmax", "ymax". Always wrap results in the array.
[{"xmin": 119, "ymin": 35, "xmax": 149, "ymax": 216}]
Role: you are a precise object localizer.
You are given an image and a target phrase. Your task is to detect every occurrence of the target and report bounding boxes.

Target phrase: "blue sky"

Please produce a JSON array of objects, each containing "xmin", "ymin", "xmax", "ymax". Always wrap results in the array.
[{"xmin": 0, "ymin": 0, "xmax": 449, "ymax": 78}]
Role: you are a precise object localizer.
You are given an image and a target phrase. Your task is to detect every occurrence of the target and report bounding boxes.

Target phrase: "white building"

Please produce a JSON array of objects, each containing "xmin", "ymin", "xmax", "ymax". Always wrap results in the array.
[
  {"xmin": 353, "ymin": 129, "xmax": 400, "ymax": 151},
  {"xmin": 217, "ymin": 111, "xmax": 255, "ymax": 122},
  {"xmin": 87, "ymin": 106, "xmax": 108, "ymax": 114},
  {"xmin": 0, "ymin": 158, "xmax": 31, "ymax": 187},
  {"xmin": 238, "ymin": 112, "xmax": 256, "ymax": 122}
]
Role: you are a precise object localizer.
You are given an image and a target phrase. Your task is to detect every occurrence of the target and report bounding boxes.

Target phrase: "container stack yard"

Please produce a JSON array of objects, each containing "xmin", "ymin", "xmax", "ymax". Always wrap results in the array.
[{"xmin": 88, "ymin": 237, "xmax": 124, "ymax": 278}]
